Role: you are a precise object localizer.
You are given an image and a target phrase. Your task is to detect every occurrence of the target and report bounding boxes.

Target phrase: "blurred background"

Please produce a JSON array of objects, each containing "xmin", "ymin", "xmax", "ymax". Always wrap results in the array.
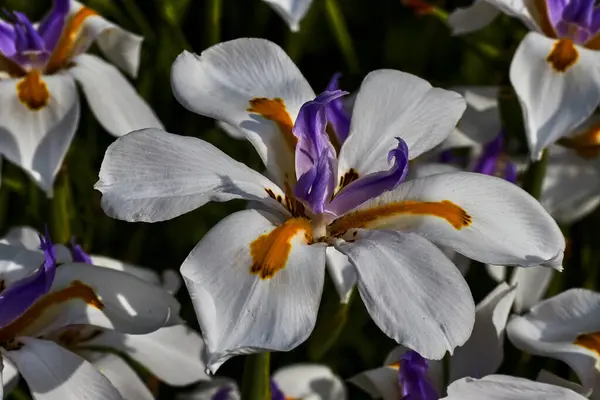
[{"xmin": 1, "ymin": 0, "xmax": 598, "ymax": 398}]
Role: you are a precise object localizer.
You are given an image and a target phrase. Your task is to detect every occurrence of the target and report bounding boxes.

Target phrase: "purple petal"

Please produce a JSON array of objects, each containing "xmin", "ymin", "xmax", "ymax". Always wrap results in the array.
[
  {"xmin": 562, "ymin": 0, "xmax": 594, "ymax": 29},
  {"xmin": 398, "ymin": 351, "xmax": 439, "ymax": 400},
  {"xmin": 13, "ymin": 12, "xmax": 46, "ymax": 52},
  {"xmin": 546, "ymin": 0, "xmax": 567, "ymax": 30},
  {"xmin": 472, "ymin": 131, "xmax": 504, "ymax": 176},
  {"xmin": 325, "ymin": 73, "xmax": 351, "ymax": 144},
  {"xmin": 0, "ymin": 230, "xmax": 57, "ymax": 328},
  {"xmin": 293, "ymin": 90, "xmax": 347, "ymax": 214},
  {"xmin": 326, "ymin": 138, "xmax": 409, "ymax": 217},
  {"xmin": 70, "ymin": 238, "xmax": 93, "ymax": 264},
  {"xmin": 37, "ymin": 0, "xmax": 70, "ymax": 52},
  {"xmin": 0, "ymin": 19, "xmax": 16, "ymax": 56},
  {"xmin": 270, "ymin": 380, "xmax": 286, "ymax": 400}
]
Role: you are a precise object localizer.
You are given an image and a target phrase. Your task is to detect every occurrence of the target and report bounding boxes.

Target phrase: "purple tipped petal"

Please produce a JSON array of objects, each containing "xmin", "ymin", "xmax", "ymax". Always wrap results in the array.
[
  {"xmin": 37, "ymin": 0, "xmax": 70, "ymax": 52},
  {"xmin": 398, "ymin": 351, "xmax": 439, "ymax": 400},
  {"xmin": 0, "ymin": 20, "xmax": 16, "ymax": 56},
  {"xmin": 70, "ymin": 238, "xmax": 93, "ymax": 264},
  {"xmin": 293, "ymin": 90, "xmax": 347, "ymax": 214},
  {"xmin": 326, "ymin": 138, "xmax": 409, "ymax": 217},
  {"xmin": 326, "ymin": 73, "xmax": 351, "ymax": 144},
  {"xmin": 270, "ymin": 380, "xmax": 286, "ymax": 400},
  {"xmin": 0, "ymin": 230, "xmax": 57, "ymax": 328}
]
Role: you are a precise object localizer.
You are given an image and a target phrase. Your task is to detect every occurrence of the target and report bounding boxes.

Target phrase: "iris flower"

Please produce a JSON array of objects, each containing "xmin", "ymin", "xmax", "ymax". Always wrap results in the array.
[
  {"xmin": 0, "ymin": 0, "xmax": 162, "ymax": 194},
  {"xmin": 96, "ymin": 38, "xmax": 565, "ymax": 372}
]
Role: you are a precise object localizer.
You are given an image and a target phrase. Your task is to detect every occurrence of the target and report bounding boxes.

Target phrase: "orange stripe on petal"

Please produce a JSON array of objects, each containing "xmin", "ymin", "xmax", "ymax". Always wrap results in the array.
[
  {"xmin": 546, "ymin": 39, "xmax": 579, "ymax": 73},
  {"xmin": 250, "ymin": 218, "xmax": 312, "ymax": 279},
  {"xmin": 16, "ymin": 70, "xmax": 50, "ymax": 110},
  {"xmin": 330, "ymin": 200, "xmax": 472, "ymax": 235},
  {"xmin": 247, "ymin": 97, "xmax": 297, "ymax": 150},
  {"xmin": 574, "ymin": 332, "xmax": 600, "ymax": 356},
  {"xmin": 46, "ymin": 6, "xmax": 98, "ymax": 73},
  {"xmin": 0, "ymin": 280, "xmax": 103, "ymax": 342}
]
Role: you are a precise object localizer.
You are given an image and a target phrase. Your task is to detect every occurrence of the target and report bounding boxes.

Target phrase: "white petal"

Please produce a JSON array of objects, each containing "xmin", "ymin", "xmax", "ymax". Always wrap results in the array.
[
  {"xmin": 510, "ymin": 32, "xmax": 600, "ymax": 159},
  {"xmin": 95, "ymin": 128, "xmax": 285, "ymax": 222},
  {"xmin": 83, "ymin": 352, "xmax": 154, "ymax": 400},
  {"xmin": 217, "ymin": 121, "xmax": 246, "ymax": 140},
  {"xmin": 450, "ymin": 86, "xmax": 501, "ymax": 145},
  {"xmin": 510, "ymin": 265, "xmax": 554, "ymax": 312},
  {"xmin": 1, "ymin": 357, "xmax": 19, "ymax": 395},
  {"xmin": 0, "ymin": 242, "xmax": 44, "ymax": 285},
  {"xmin": 262, "ymin": 0, "xmax": 313, "ymax": 31},
  {"xmin": 408, "ymin": 163, "xmax": 462, "ymax": 180},
  {"xmin": 90, "ymin": 255, "xmax": 161, "ymax": 286},
  {"xmin": 273, "ymin": 364, "xmax": 346, "ymax": 400},
  {"xmin": 180, "ymin": 209, "xmax": 326, "ymax": 372},
  {"xmin": 81, "ymin": 325, "xmax": 208, "ymax": 386},
  {"xmin": 171, "ymin": 39, "xmax": 315, "ymax": 186},
  {"xmin": 6, "ymin": 337, "xmax": 122, "ymax": 400},
  {"xmin": 70, "ymin": 1, "xmax": 143, "ymax": 77},
  {"xmin": 1, "ymin": 226, "xmax": 41, "ymax": 250},
  {"xmin": 486, "ymin": 264, "xmax": 508, "ymax": 283},
  {"xmin": 338, "ymin": 70, "xmax": 465, "ymax": 178},
  {"xmin": 325, "ymin": 247, "xmax": 356, "ymax": 304},
  {"xmin": 161, "ymin": 270, "xmax": 182, "ymax": 294},
  {"xmin": 507, "ymin": 289, "xmax": 600, "ymax": 392},
  {"xmin": 541, "ymin": 145, "xmax": 600, "ymax": 223},
  {"xmin": 448, "ymin": 1, "xmax": 501, "ymax": 35},
  {"xmin": 343, "ymin": 171, "xmax": 565, "ymax": 269},
  {"xmin": 443, "ymin": 375, "xmax": 588, "ymax": 399},
  {"xmin": 25, "ymin": 263, "xmax": 180, "ymax": 337},
  {"xmin": 177, "ymin": 378, "xmax": 240, "ymax": 400},
  {"xmin": 336, "ymin": 230, "xmax": 475, "ymax": 359},
  {"xmin": 0, "ymin": 73, "xmax": 79, "ymax": 195},
  {"xmin": 450, "ymin": 282, "xmax": 516, "ymax": 381},
  {"xmin": 68, "ymin": 54, "xmax": 162, "ymax": 137},
  {"xmin": 349, "ymin": 366, "xmax": 400, "ymax": 400},
  {"xmin": 537, "ymin": 369, "xmax": 588, "ymax": 396}
]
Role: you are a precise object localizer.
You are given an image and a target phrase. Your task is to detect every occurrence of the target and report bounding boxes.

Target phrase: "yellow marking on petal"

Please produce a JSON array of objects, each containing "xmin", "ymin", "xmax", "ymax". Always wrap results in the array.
[
  {"xmin": 574, "ymin": 332, "xmax": 600, "ymax": 355},
  {"xmin": 387, "ymin": 362, "xmax": 400, "ymax": 370},
  {"xmin": 534, "ymin": 0, "xmax": 557, "ymax": 38},
  {"xmin": 0, "ymin": 280, "xmax": 103, "ymax": 342},
  {"xmin": 558, "ymin": 123, "xmax": 600, "ymax": 158},
  {"xmin": 247, "ymin": 97, "xmax": 296, "ymax": 150},
  {"xmin": 329, "ymin": 200, "xmax": 472, "ymax": 236},
  {"xmin": 46, "ymin": 6, "xmax": 98, "ymax": 73},
  {"xmin": 546, "ymin": 39, "xmax": 579, "ymax": 73},
  {"xmin": 16, "ymin": 70, "xmax": 50, "ymax": 110},
  {"xmin": 250, "ymin": 218, "xmax": 312, "ymax": 279},
  {"xmin": 338, "ymin": 168, "xmax": 360, "ymax": 191}
]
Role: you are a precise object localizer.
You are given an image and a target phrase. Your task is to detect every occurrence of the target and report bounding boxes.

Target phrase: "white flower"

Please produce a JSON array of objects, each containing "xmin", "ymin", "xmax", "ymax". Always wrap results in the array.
[
  {"xmin": 448, "ymin": 0, "xmax": 600, "ymax": 159},
  {"xmin": 96, "ymin": 38, "xmax": 564, "ymax": 372},
  {"xmin": 262, "ymin": 0, "xmax": 313, "ymax": 32},
  {"xmin": 0, "ymin": 0, "xmax": 162, "ymax": 195}
]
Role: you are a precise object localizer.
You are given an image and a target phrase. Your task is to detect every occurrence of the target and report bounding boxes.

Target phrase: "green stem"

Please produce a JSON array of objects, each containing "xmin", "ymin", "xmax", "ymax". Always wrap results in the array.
[
  {"xmin": 522, "ymin": 149, "xmax": 549, "ymax": 200},
  {"xmin": 241, "ymin": 352, "xmax": 271, "ymax": 400},
  {"xmin": 51, "ymin": 169, "xmax": 72, "ymax": 245},
  {"xmin": 9, "ymin": 387, "xmax": 30, "ymax": 400},
  {"xmin": 206, "ymin": 0, "xmax": 223, "ymax": 46},
  {"xmin": 324, "ymin": 0, "xmax": 359, "ymax": 73}
]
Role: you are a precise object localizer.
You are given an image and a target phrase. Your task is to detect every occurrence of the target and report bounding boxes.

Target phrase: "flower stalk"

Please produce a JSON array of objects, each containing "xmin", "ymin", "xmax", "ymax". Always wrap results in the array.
[
  {"xmin": 241, "ymin": 352, "xmax": 271, "ymax": 400},
  {"xmin": 522, "ymin": 149, "xmax": 549, "ymax": 200}
]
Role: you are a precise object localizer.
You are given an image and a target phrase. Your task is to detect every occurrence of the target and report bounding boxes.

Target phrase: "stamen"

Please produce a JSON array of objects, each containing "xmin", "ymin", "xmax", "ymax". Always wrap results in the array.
[
  {"xmin": 45, "ymin": 6, "xmax": 97, "ymax": 73},
  {"xmin": 247, "ymin": 97, "xmax": 296, "ymax": 150},
  {"xmin": 0, "ymin": 280, "xmax": 103, "ymax": 342},
  {"xmin": 16, "ymin": 70, "xmax": 50, "ymax": 110},
  {"xmin": 546, "ymin": 38, "xmax": 579, "ymax": 72},
  {"xmin": 329, "ymin": 200, "xmax": 472, "ymax": 236},
  {"xmin": 249, "ymin": 218, "xmax": 312, "ymax": 279}
]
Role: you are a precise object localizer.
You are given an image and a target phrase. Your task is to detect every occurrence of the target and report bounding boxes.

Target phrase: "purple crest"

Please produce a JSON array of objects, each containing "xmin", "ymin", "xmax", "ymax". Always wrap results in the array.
[
  {"xmin": 545, "ymin": 0, "xmax": 600, "ymax": 43},
  {"xmin": 398, "ymin": 351, "xmax": 439, "ymax": 400}
]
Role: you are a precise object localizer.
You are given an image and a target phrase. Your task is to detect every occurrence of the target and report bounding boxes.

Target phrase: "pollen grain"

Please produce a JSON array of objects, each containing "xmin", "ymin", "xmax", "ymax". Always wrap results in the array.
[{"xmin": 249, "ymin": 218, "xmax": 312, "ymax": 279}]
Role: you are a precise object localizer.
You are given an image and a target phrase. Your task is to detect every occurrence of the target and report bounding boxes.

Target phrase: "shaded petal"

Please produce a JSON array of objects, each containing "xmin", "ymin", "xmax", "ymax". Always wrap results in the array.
[
  {"xmin": 450, "ymin": 282, "xmax": 517, "ymax": 381},
  {"xmin": 96, "ymin": 128, "xmax": 286, "ymax": 222},
  {"xmin": 171, "ymin": 39, "xmax": 315, "ymax": 187},
  {"xmin": 90, "ymin": 255, "xmax": 161, "ymax": 286},
  {"xmin": 349, "ymin": 366, "xmax": 400, "ymax": 400},
  {"xmin": 510, "ymin": 265, "xmax": 554, "ymax": 312},
  {"xmin": 0, "ymin": 73, "xmax": 79, "ymax": 195},
  {"xmin": 273, "ymin": 364, "xmax": 347, "ymax": 400},
  {"xmin": 180, "ymin": 209, "xmax": 325, "ymax": 373},
  {"xmin": 1, "ymin": 357, "xmax": 19, "ymax": 395},
  {"xmin": 325, "ymin": 73, "xmax": 351, "ymax": 144},
  {"xmin": 68, "ymin": 54, "xmax": 162, "ymax": 137},
  {"xmin": 448, "ymin": 1, "xmax": 502, "ymax": 35},
  {"xmin": 337, "ymin": 70, "xmax": 465, "ymax": 179},
  {"xmin": 0, "ymin": 243, "xmax": 45, "ymax": 285},
  {"xmin": 261, "ymin": 0, "xmax": 313, "ymax": 31},
  {"xmin": 325, "ymin": 247, "xmax": 356, "ymax": 304},
  {"xmin": 177, "ymin": 378, "xmax": 240, "ymax": 400},
  {"xmin": 510, "ymin": 32, "xmax": 600, "ymax": 159},
  {"xmin": 336, "ymin": 230, "xmax": 475, "ymax": 359},
  {"xmin": 6, "ymin": 337, "xmax": 122, "ymax": 400},
  {"xmin": 81, "ymin": 325, "xmax": 208, "ymax": 386},
  {"xmin": 334, "ymin": 172, "xmax": 565, "ymax": 269},
  {"xmin": 537, "ymin": 369, "xmax": 588, "ymax": 396},
  {"xmin": 443, "ymin": 375, "xmax": 588, "ymax": 399}
]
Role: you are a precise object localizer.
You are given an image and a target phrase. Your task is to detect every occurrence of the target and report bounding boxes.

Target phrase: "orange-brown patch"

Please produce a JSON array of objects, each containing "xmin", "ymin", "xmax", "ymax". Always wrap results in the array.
[
  {"xmin": 558, "ymin": 123, "xmax": 600, "ymax": 158},
  {"xmin": 330, "ymin": 200, "xmax": 472, "ymax": 236},
  {"xmin": 533, "ymin": 0, "xmax": 557, "ymax": 38},
  {"xmin": 46, "ymin": 6, "xmax": 98, "ymax": 73},
  {"xmin": 546, "ymin": 39, "xmax": 579, "ymax": 73},
  {"xmin": 574, "ymin": 332, "xmax": 600, "ymax": 356},
  {"xmin": 0, "ymin": 280, "xmax": 103, "ymax": 342},
  {"xmin": 338, "ymin": 168, "xmax": 360, "ymax": 191},
  {"xmin": 247, "ymin": 98, "xmax": 296, "ymax": 150},
  {"xmin": 17, "ymin": 70, "xmax": 50, "ymax": 110},
  {"xmin": 249, "ymin": 218, "xmax": 312, "ymax": 279}
]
